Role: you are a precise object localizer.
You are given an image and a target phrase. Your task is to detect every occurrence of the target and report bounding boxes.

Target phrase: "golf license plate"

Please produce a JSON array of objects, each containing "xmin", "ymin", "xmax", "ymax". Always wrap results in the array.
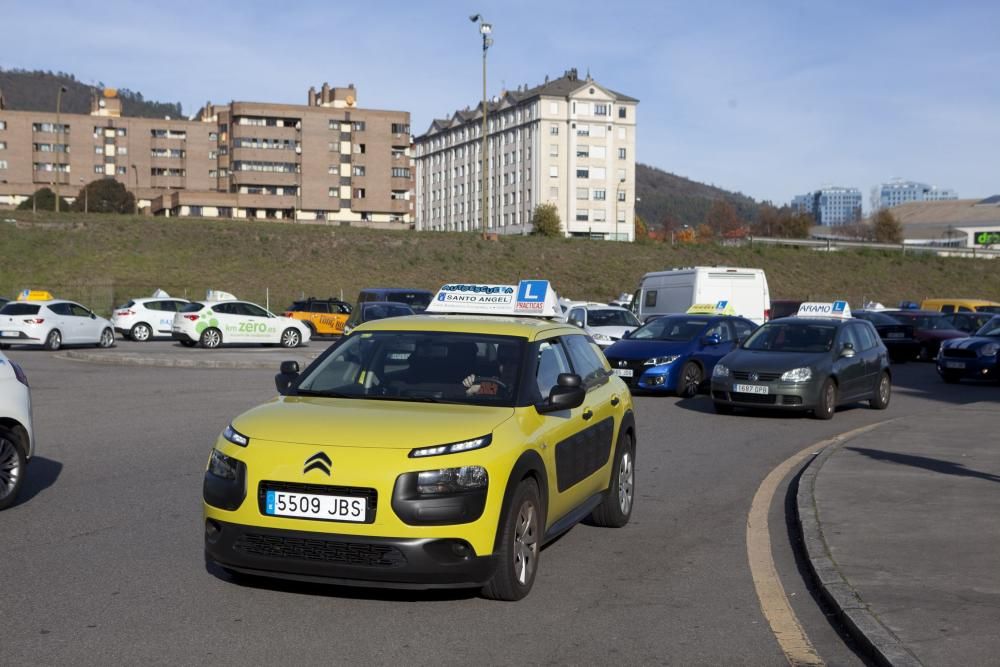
[
  {"xmin": 733, "ymin": 383, "xmax": 768, "ymax": 395},
  {"xmin": 265, "ymin": 490, "xmax": 367, "ymax": 522},
  {"xmin": 887, "ymin": 332, "xmax": 905, "ymax": 339},
  {"xmin": 612, "ymin": 368, "xmax": 634, "ymax": 378},
  {"xmin": 944, "ymin": 361, "xmax": 966, "ymax": 369}
]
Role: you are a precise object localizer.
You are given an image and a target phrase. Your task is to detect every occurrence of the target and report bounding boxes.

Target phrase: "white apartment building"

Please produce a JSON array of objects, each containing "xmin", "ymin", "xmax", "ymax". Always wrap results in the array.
[
  {"xmin": 414, "ymin": 69, "xmax": 638, "ymax": 241},
  {"xmin": 871, "ymin": 179, "xmax": 958, "ymax": 211}
]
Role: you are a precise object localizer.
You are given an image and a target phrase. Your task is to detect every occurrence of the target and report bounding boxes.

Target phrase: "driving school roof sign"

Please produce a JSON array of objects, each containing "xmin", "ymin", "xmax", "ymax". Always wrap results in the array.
[
  {"xmin": 426, "ymin": 280, "xmax": 561, "ymax": 317},
  {"xmin": 797, "ymin": 301, "xmax": 852, "ymax": 319}
]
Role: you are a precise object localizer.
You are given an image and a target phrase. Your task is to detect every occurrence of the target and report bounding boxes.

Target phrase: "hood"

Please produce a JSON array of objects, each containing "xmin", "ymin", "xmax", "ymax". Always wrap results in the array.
[
  {"xmin": 921, "ymin": 329, "xmax": 966, "ymax": 341},
  {"xmin": 588, "ymin": 325, "xmax": 636, "ymax": 340},
  {"xmin": 603, "ymin": 339, "xmax": 693, "ymax": 361},
  {"xmin": 233, "ymin": 398, "xmax": 515, "ymax": 450},
  {"xmin": 942, "ymin": 336, "xmax": 998, "ymax": 351},
  {"xmin": 720, "ymin": 348, "xmax": 830, "ymax": 373}
]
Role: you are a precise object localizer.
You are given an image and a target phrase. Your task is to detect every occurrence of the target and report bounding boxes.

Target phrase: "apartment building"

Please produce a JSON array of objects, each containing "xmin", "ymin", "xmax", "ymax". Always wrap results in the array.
[
  {"xmin": 871, "ymin": 179, "xmax": 958, "ymax": 211},
  {"xmin": 414, "ymin": 69, "xmax": 638, "ymax": 240},
  {"xmin": 790, "ymin": 186, "xmax": 863, "ymax": 226},
  {"xmin": 0, "ymin": 85, "xmax": 414, "ymax": 226}
]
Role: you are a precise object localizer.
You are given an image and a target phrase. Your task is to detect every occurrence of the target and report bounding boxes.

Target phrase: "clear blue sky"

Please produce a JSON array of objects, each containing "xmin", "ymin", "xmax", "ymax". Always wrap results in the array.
[{"xmin": 5, "ymin": 0, "xmax": 997, "ymax": 210}]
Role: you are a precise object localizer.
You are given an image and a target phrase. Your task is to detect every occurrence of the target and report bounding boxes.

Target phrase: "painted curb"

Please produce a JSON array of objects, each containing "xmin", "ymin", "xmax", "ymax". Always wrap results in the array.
[
  {"xmin": 59, "ymin": 350, "xmax": 317, "ymax": 370},
  {"xmin": 796, "ymin": 438, "xmax": 924, "ymax": 667}
]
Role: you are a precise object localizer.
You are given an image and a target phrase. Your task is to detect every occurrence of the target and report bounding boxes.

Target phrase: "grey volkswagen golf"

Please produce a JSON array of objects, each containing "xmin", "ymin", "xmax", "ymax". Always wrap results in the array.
[{"xmin": 710, "ymin": 303, "xmax": 891, "ymax": 419}]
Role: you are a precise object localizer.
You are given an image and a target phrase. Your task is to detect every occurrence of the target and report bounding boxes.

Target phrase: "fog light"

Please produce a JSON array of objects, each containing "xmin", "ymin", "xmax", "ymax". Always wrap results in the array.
[
  {"xmin": 451, "ymin": 542, "xmax": 472, "ymax": 558},
  {"xmin": 205, "ymin": 519, "xmax": 222, "ymax": 543},
  {"xmin": 648, "ymin": 376, "xmax": 665, "ymax": 386}
]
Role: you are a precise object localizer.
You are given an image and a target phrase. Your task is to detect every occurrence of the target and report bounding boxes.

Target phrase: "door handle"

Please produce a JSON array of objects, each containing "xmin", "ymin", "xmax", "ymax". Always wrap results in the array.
[
  {"xmin": 610, "ymin": 395, "xmax": 620, "ymax": 407},
  {"xmin": 582, "ymin": 408, "xmax": 594, "ymax": 421}
]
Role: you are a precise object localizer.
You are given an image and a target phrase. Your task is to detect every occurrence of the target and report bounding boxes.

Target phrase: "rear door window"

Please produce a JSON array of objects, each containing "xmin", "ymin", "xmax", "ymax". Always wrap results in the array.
[
  {"xmin": 48, "ymin": 302, "xmax": 73, "ymax": 316},
  {"xmin": 855, "ymin": 323, "xmax": 879, "ymax": 351}
]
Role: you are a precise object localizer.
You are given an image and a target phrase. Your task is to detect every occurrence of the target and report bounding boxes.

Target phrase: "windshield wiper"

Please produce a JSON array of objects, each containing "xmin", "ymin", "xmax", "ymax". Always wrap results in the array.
[
  {"xmin": 294, "ymin": 389, "xmax": 359, "ymax": 399},
  {"xmin": 365, "ymin": 394, "xmax": 446, "ymax": 404}
]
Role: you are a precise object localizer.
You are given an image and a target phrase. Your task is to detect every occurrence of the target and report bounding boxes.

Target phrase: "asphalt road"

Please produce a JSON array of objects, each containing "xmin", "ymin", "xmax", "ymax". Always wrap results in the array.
[{"xmin": 2, "ymin": 344, "xmax": 992, "ymax": 665}]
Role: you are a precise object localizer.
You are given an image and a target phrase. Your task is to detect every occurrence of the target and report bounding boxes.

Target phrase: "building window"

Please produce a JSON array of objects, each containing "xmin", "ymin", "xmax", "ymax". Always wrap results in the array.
[
  {"xmin": 576, "ymin": 146, "xmax": 589, "ymax": 158},
  {"xmin": 329, "ymin": 187, "xmax": 337, "ymax": 197},
  {"xmin": 351, "ymin": 121, "xmax": 366, "ymax": 132},
  {"xmin": 591, "ymin": 167, "xmax": 606, "ymax": 180},
  {"xmin": 549, "ymin": 166, "xmax": 558, "ymax": 178},
  {"xmin": 328, "ymin": 120, "xmax": 341, "ymax": 130},
  {"xmin": 576, "ymin": 210, "xmax": 589, "ymax": 221},
  {"xmin": 353, "ymin": 165, "xmax": 366, "ymax": 176},
  {"xmin": 93, "ymin": 165, "xmax": 104, "ymax": 174},
  {"xmin": 576, "ymin": 187, "xmax": 589, "ymax": 200},
  {"xmin": 392, "ymin": 147, "xmax": 406, "ymax": 159},
  {"xmin": 576, "ymin": 168, "xmax": 589, "ymax": 179},
  {"xmin": 618, "ymin": 107, "xmax": 627, "ymax": 119},
  {"xmin": 209, "ymin": 170, "xmax": 218, "ymax": 178},
  {"xmin": 391, "ymin": 123, "xmax": 410, "ymax": 134},
  {"xmin": 32, "ymin": 122, "xmax": 70, "ymax": 133},
  {"xmin": 618, "ymin": 148, "xmax": 627, "ymax": 159},
  {"xmin": 593, "ymin": 209, "xmax": 607, "ymax": 222},
  {"xmin": 117, "ymin": 146, "xmax": 128, "ymax": 155},
  {"xmin": 329, "ymin": 142, "xmax": 338, "ymax": 151},
  {"xmin": 616, "ymin": 169, "xmax": 626, "ymax": 181},
  {"xmin": 391, "ymin": 167, "xmax": 411, "ymax": 178},
  {"xmin": 593, "ymin": 189, "xmax": 606, "ymax": 201},
  {"xmin": 0, "ymin": 121, "xmax": 5, "ymax": 130},
  {"xmin": 328, "ymin": 165, "xmax": 339, "ymax": 175},
  {"xmin": 353, "ymin": 188, "xmax": 366, "ymax": 198},
  {"xmin": 617, "ymin": 189, "xmax": 627, "ymax": 202},
  {"xmin": 209, "ymin": 131, "xmax": 218, "ymax": 141},
  {"xmin": 391, "ymin": 190, "xmax": 408, "ymax": 200},
  {"xmin": 0, "ymin": 141, "xmax": 5, "ymax": 150},
  {"xmin": 549, "ymin": 102, "xmax": 558, "ymax": 114},
  {"xmin": 549, "ymin": 124, "xmax": 559, "ymax": 136},
  {"xmin": 354, "ymin": 144, "xmax": 366, "ymax": 154},
  {"xmin": 0, "ymin": 160, "xmax": 6, "ymax": 169},
  {"xmin": 594, "ymin": 104, "xmax": 610, "ymax": 116},
  {"xmin": 576, "ymin": 125, "xmax": 590, "ymax": 137},
  {"xmin": 209, "ymin": 150, "xmax": 218, "ymax": 159}
]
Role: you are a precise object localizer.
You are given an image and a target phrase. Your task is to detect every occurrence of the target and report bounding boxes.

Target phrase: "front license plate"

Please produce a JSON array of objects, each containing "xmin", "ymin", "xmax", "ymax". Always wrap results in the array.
[
  {"xmin": 733, "ymin": 383, "xmax": 768, "ymax": 395},
  {"xmin": 612, "ymin": 368, "xmax": 634, "ymax": 378},
  {"xmin": 945, "ymin": 361, "xmax": 966, "ymax": 369},
  {"xmin": 1, "ymin": 331, "xmax": 18, "ymax": 337},
  {"xmin": 265, "ymin": 490, "xmax": 367, "ymax": 522},
  {"xmin": 887, "ymin": 332, "xmax": 904, "ymax": 339}
]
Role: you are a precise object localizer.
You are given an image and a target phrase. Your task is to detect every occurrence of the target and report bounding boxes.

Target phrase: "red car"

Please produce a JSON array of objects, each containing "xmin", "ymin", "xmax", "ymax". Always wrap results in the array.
[{"xmin": 883, "ymin": 310, "xmax": 967, "ymax": 360}]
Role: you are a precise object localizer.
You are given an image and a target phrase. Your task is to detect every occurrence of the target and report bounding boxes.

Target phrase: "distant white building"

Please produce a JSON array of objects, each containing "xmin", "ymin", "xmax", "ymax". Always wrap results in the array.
[
  {"xmin": 871, "ymin": 179, "xmax": 958, "ymax": 211},
  {"xmin": 414, "ymin": 69, "xmax": 638, "ymax": 241},
  {"xmin": 790, "ymin": 187, "xmax": 862, "ymax": 226}
]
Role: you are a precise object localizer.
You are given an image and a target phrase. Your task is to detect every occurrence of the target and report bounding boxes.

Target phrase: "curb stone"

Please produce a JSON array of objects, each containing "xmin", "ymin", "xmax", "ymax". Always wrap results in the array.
[{"xmin": 796, "ymin": 441, "xmax": 924, "ymax": 667}]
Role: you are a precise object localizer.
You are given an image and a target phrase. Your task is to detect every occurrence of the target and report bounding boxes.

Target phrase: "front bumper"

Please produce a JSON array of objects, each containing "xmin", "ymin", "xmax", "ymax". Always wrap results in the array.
[
  {"xmin": 937, "ymin": 356, "xmax": 999, "ymax": 380},
  {"xmin": 204, "ymin": 518, "xmax": 497, "ymax": 589},
  {"xmin": 609, "ymin": 360, "xmax": 682, "ymax": 392},
  {"xmin": 710, "ymin": 378, "xmax": 823, "ymax": 410}
]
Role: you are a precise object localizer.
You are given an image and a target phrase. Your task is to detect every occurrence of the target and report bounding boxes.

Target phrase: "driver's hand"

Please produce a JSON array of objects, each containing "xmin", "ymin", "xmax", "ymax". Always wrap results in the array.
[{"xmin": 462, "ymin": 374, "xmax": 480, "ymax": 395}]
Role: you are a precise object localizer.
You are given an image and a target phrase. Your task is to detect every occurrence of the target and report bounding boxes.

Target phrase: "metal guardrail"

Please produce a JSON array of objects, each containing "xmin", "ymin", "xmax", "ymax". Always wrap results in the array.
[{"xmin": 745, "ymin": 236, "xmax": 1000, "ymax": 259}]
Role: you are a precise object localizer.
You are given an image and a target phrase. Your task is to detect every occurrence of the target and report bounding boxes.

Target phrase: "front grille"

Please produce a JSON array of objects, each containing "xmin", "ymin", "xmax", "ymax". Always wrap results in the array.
[
  {"xmin": 730, "ymin": 392, "xmax": 777, "ymax": 405},
  {"xmin": 610, "ymin": 360, "xmax": 646, "ymax": 387},
  {"xmin": 732, "ymin": 371, "xmax": 782, "ymax": 382},
  {"xmin": 258, "ymin": 481, "xmax": 378, "ymax": 524},
  {"xmin": 942, "ymin": 348, "xmax": 977, "ymax": 359},
  {"xmin": 234, "ymin": 533, "xmax": 406, "ymax": 568}
]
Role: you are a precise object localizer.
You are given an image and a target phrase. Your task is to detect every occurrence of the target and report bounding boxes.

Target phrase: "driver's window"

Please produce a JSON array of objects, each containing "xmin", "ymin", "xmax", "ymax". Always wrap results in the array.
[
  {"xmin": 705, "ymin": 321, "xmax": 731, "ymax": 342},
  {"xmin": 243, "ymin": 303, "xmax": 270, "ymax": 318},
  {"xmin": 838, "ymin": 325, "xmax": 860, "ymax": 350},
  {"xmin": 535, "ymin": 339, "xmax": 572, "ymax": 398},
  {"xmin": 69, "ymin": 304, "xmax": 91, "ymax": 317}
]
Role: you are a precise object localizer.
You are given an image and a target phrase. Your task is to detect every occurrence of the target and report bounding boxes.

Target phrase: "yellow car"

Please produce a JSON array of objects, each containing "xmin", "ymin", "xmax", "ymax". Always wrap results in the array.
[
  {"xmin": 282, "ymin": 297, "xmax": 352, "ymax": 336},
  {"xmin": 204, "ymin": 281, "xmax": 637, "ymax": 600}
]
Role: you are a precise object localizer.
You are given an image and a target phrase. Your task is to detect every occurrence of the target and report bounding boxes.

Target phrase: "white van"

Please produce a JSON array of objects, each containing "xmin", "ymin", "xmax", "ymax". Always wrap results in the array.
[{"xmin": 633, "ymin": 266, "xmax": 771, "ymax": 324}]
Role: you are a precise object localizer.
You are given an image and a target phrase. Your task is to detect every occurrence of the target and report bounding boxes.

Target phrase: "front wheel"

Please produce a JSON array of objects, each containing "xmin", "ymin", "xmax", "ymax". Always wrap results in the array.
[
  {"xmin": 590, "ymin": 431, "xmax": 635, "ymax": 528},
  {"xmin": 0, "ymin": 429, "xmax": 26, "ymax": 511},
  {"xmin": 481, "ymin": 478, "xmax": 541, "ymax": 601},
  {"xmin": 44, "ymin": 329, "xmax": 62, "ymax": 351},
  {"xmin": 812, "ymin": 379, "xmax": 836, "ymax": 420},
  {"xmin": 280, "ymin": 328, "xmax": 301, "ymax": 348},
  {"xmin": 98, "ymin": 328, "xmax": 115, "ymax": 348},
  {"xmin": 678, "ymin": 361, "xmax": 702, "ymax": 398},
  {"xmin": 869, "ymin": 372, "xmax": 891, "ymax": 410},
  {"xmin": 200, "ymin": 328, "xmax": 222, "ymax": 349}
]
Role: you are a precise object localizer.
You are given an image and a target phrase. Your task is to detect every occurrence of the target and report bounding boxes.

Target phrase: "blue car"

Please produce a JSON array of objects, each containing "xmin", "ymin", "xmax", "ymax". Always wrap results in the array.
[
  {"xmin": 603, "ymin": 314, "xmax": 757, "ymax": 396},
  {"xmin": 937, "ymin": 315, "xmax": 1000, "ymax": 383}
]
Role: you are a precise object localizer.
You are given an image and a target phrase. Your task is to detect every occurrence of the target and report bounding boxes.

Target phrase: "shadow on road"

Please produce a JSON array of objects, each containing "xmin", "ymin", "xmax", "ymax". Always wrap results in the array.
[
  {"xmin": 15, "ymin": 455, "xmax": 63, "ymax": 506},
  {"xmin": 845, "ymin": 447, "xmax": 1000, "ymax": 484}
]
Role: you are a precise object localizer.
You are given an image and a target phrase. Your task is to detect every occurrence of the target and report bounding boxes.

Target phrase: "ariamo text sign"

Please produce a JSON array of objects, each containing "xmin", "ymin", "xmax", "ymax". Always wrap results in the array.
[
  {"xmin": 796, "ymin": 301, "xmax": 852, "ymax": 319},
  {"xmin": 426, "ymin": 280, "xmax": 561, "ymax": 317}
]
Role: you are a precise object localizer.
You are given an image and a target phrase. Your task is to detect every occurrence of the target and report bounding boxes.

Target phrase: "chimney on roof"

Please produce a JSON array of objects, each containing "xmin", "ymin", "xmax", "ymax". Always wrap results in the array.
[
  {"xmin": 321, "ymin": 82, "xmax": 330, "ymax": 104},
  {"xmin": 308, "ymin": 86, "xmax": 317, "ymax": 106}
]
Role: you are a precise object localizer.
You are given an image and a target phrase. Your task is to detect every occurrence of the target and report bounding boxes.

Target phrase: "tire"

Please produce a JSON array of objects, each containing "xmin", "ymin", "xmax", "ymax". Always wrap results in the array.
[
  {"xmin": 940, "ymin": 371, "xmax": 961, "ymax": 384},
  {"xmin": 179, "ymin": 340, "xmax": 198, "ymax": 348},
  {"xmin": 812, "ymin": 378, "xmax": 836, "ymax": 420},
  {"xmin": 43, "ymin": 329, "xmax": 62, "ymax": 351},
  {"xmin": 713, "ymin": 401, "xmax": 734, "ymax": 415},
  {"xmin": 590, "ymin": 430, "xmax": 635, "ymax": 528},
  {"xmin": 917, "ymin": 345, "xmax": 930, "ymax": 361},
  {"xmin": 0, "ymin": 428, "xmax": 26, "ymax": 511},
  {"xmin": 678, "ymin": 361, "xmax": 702, "ymax": 398},
  {"xmin": 482, "ymin": 478, "xmax": 541, "ymax": 601},
  {"xmin": 130, "ymin": 323, "xmax": 152, "ymax": 342},
  {"xmin": 98, "ymin": 328, "xmax": 115, "ymax": 348},
  {"xmin": 280, "ymin": 328, "xmax": 301, "ymax": 348},
  {"xmin": 200, "ymin": 328, "xmax": 222, "ymax": 349},
  {"xmin": 869, "ymin": 372, "xmax": 891, "ymax": 410}
]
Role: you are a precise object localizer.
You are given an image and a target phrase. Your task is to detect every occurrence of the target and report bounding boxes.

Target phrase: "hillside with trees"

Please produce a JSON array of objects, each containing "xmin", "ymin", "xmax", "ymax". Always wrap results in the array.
[
  {"xmin": 635, "ymin": 163, "xmax": 762, "ymax": 232},
  {"xmin": 0, "ymin": 68, "xmax": 183, "ymax": 118}
]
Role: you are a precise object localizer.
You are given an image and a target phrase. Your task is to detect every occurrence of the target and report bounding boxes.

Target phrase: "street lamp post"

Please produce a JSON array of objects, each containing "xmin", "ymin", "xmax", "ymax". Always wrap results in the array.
[
  {"xmin": 470, "ymin": 14, "xmax": 493, "ymax": 239},
  {"xmin": 131, "ymin": 164, "xmax": 139, "ymax": 216},
  {"xmin": 80, "ymin": 177, "xmax": 88, "ymax": 213},
  {"xmin": 54, "ymin": 85, "xmax": 68, "ymax": 212}
]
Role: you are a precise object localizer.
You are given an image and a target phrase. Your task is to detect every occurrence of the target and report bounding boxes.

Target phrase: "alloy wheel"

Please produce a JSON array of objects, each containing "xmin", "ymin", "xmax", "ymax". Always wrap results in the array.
[
  {"xmin": 618, "ymin": 449, "xmax": 634, "ymax": 515},
  {"xmin": 0, "ymin": 438, "xmax": 21, "ymax": 500},
  {"xmin": 513, "ymin": 501, "xmax": 538, "ymax": 585}
]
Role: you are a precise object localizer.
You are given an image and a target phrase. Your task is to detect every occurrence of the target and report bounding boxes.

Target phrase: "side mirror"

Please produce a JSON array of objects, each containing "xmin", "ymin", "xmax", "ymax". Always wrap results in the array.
[
  {"xmin": 622, "ymin": 330, "xmax": 631, "ymax": 339},
  {"xmin": 536, "ymin": 373, "xmax": 585, "ymax": 414},
  {"xmin": 701, "ymin": 334, "xmax": 722, "ymax": 346},
  {"xmin": 91, "ymin": 313, "xmax": 97, "ymax": 319},
  {"xmin": 274, "ymin": 360, "xmax": 300, "ymax": 395},
  {"xmin": 571, "ymin": 319, "xmax": 584, "ymax": 328},
  {"xmin": 840, "ymin": 343, "xmax": 856, "ymax": 358}
]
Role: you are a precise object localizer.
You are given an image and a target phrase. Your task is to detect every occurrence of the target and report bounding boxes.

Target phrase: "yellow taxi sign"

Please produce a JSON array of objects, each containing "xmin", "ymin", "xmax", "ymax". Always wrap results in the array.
[
  {"xmin": 17, "ymin": 289, "xmax": 54, "ymax": 301},
  {"xmin": 686, "ymin": 300, "xmax": 736, "ymax": 315},
  {"xmin": 797, "ymin": 301, "xmax": 852, "ymax": 319},
  {"xmin": 426, "ymin": 280, "xmax": 562, "ymax": 317}
]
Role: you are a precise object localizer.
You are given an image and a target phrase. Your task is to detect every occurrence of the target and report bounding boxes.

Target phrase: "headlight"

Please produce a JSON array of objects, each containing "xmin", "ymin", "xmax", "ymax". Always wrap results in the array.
[
  {"xmin": 208, "ymin": 449, "xmax": 239, "ymax": 480},
  {"xmin": 591, "ymin": 332, "xmax": 613, "ymax": 342},
  {"xmin": 409, "ymin": 434, "xmax": 492, "ymax": 458},
  {"xmin": 713, "ymin": 364, "xmax": 730, "ymax": 378},
  {"xmin": 980, "ymin": 343, "xmax": 999, "ymax": 357},
  {"xmin": 780, "ymin": 367, "xmax": 812, "ymax": 382},
  {"xmin": 416, "ymin": 466, "xmax": 488, "ymax": 495},
  {"xmin": 644, "ymin": 355, "xmax": 680, "ymax": 366},
  {"xmin": 223, "ymin": 424, "xmax": 249, "ymax": 447}
]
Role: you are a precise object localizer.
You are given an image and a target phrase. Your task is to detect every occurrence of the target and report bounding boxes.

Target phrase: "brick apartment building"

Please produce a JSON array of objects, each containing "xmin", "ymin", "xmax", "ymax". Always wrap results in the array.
[{"xmin": 0, "ymin": 84, "xmax": 414, "ymax": 226}]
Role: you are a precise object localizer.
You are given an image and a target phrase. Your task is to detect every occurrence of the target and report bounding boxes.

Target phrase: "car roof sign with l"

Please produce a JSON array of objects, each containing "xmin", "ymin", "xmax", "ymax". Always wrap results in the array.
[
  {"xmin": 425, "ymin": 280, "xmax": 562, "ymax": 317},
  {"xmin": 797, "ymin": 301, "xmax": 852, "ymax": 319}
]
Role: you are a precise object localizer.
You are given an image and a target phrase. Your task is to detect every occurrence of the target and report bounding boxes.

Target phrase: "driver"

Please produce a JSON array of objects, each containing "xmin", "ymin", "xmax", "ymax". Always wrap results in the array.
[{"xmin": 462, "ymin": 344, "xmax": 519, "ymax": 396}]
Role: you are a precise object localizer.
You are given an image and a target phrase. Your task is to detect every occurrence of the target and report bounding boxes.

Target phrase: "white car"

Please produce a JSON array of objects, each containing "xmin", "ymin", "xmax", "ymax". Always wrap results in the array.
[
  {"xmin": 172, "ymin": 299, "xmax": 311, "ymax": 349},
  {"xmin": 112, "ymin": 296, "xmax": 190, "ymax": 341},
  {"xmin": 0, "ymin": 350, "xmax": 34, "ymax": 510},
  {"xmin": 0, "ymin": 299, "xmax": 116, "ymax": 351},
  {"xmin": 566, "ymin": 303, "xmax": 642, "ymax": 348}
]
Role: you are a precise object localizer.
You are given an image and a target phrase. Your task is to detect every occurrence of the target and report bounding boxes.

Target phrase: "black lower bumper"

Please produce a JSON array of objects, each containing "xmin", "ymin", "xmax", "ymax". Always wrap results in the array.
[{"xmin": 204, "ymin": 519, "xmax": 497, "ymax": 590}]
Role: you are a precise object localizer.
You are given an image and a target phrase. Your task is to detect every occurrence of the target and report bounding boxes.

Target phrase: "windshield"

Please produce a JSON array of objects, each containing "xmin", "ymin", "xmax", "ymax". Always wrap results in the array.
[
  {"xmin": 743, "ymin": 321, "xmax": 837, "ymax": 353},
  {"xmin": 296, "ymin": 331, "xmax": 525, "ymax": 406},
  {"xmin": 975, "ymin": 317, "xmax": 1000, "ymax": 337},
  {"xmin": 588, "ymin": 309, "xmax": 641, "ymax": 327},
  {"xmin": 630, "ymin": 316, "xmax": 707, "ymax": 341},
  {"xmin": 976, "ymin": 306, "xmax": 1000, "ymax": 314},
  {"xmin": 889, "ymin": 313, "xmax": 954, "ymax": 330}
]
